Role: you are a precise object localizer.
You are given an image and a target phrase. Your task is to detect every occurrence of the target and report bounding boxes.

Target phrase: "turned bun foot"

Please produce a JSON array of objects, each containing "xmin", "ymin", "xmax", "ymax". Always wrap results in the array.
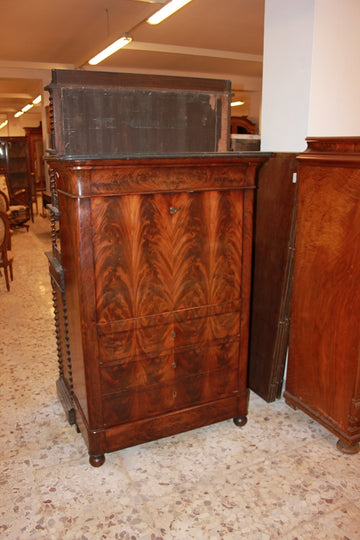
[
  {"xmin": 89, "ymin": 454, "xmax": 105, "ymax": 467},
  {"xmin": 233, "ymin": 416, "xmax": 247, "ymax": 427},
  {"xmin": 336, "ymin": 439, "xmax": 360, "ymax": 455}
]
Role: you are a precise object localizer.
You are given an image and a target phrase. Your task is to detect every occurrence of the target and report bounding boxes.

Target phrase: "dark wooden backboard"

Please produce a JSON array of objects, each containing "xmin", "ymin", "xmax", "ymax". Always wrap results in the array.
[{"xmin": 248, "ymin": 153, "xmax": 298, "ymax": 402}]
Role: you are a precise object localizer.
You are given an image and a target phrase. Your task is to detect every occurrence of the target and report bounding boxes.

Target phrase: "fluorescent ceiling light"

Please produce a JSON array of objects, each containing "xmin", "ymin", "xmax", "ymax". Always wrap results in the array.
[
  {"xmin": 32, "ymin": 95, "xmax": 42, "ymax": 105},
  {"xmin": 89, "ymin": 35, "xmax": 132, "ymax": 65},
  {"xmin": 231, "ymin": 100, "xmax": 245, "ymax": 107},
  {"xmin": 0, "ymin": 120, "xmax": 8, "ymax": 130},
  {"xmin": 147, "ymin": 0, "xmax": 192, "ymax": 25},
  {"xmin": 22, "ymin": 103, "xmax": 34, "ymax": 112},
  {"xmin": 14, "ymin": 111, "xmax": 24, "ymax": 118}
]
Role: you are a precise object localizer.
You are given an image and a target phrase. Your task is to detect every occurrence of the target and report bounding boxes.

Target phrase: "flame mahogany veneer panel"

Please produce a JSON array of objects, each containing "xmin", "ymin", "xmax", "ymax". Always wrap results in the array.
[
  {"xmin": 103, "ymin": 367, "xmax": 239, "ymax": 427},
  {"xmin": 100, "ymin": 339, "xmax": 240, "ymax": 394},
  {"xmin": 92, "ymin": 190, "xmax": 243, "ymax": 320}
]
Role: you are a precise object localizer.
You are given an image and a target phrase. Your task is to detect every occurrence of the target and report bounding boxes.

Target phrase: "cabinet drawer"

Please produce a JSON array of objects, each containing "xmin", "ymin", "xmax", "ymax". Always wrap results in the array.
[
  {"xmin": 98, "ymin": 317, "xmax": 174, "ymax": 363},
  {"xmin": 100, "ymin": 338, "xmax": 240, "ymax": 393},
  {"xmin": 102, "ymin": 367, "xmax": 239, "ymax": 427},
  {"xmin": 98, "ymin": 307, "xmax": 240, "ymax": 363},
  {"xmin": 174, "ymin": 311, "xmax": 240, "ymax": 347}
]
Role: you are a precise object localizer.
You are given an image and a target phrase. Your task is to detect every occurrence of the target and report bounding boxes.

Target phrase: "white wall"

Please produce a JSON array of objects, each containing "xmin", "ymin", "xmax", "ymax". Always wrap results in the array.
[
  {"xmin": 308, "ymin": 0, "xmax": 360, "ymax": 136},
  {"xmin": 260, "ymin": 0, "xmax": 315, "ymax": 152},
  {"xmin": 261, "ymin": 0, "xmax": 360, "ymax": 151},
  {"xmin": 0, "ymin": 66, "xmax": 54, "ymax": 138}
]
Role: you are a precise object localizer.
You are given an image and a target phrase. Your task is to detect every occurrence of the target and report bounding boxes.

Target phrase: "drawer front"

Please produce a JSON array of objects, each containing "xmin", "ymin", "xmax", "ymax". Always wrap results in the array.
[
  {"xmin": 174, "ymin": 311, "xmax": 240, "ymax": 347},
  {"xmin": 102, "ymin": 367, "xmax": 239, "ymax": 427},
  {"xmin": 98, "ymin": 308, "xmax": 241, "ymax": 363},
  {"xmin": 100, "ymin": 338, "xmax": 240, "ymax": 393},
  {"xmin": 98, "ymin": 317, "xmax": 174, "ymax": 363}
]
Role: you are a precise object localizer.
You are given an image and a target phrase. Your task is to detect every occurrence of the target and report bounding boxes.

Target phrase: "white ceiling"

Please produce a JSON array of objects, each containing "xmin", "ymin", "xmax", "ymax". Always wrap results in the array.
[{"xmin": 0, "ymin": 0, "xmax": 264, "ymax": 122}]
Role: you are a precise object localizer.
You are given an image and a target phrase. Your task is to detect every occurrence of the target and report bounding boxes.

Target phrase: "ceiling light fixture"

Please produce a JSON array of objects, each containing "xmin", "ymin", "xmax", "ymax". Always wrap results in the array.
[
  {"xmin": 134, "ymin": 0, "xmax": 167, "ymax": 3},
  {"xmin": 0, "ymin": 119, "xmax": 8, "ymax": 130},
  {"xmin": 22, "ymin": 103, "xmax": 34, "ymax": 113},
  {"xmin": 88, "ymin": 35, "xmax": 133, "ymax": 65},
  {"xmin": 231, "ymin": 100, "xmax": 245, "ymax": 107},
  {"xmin": 13, "ymin": 95, "xmax": 42, "ymax": 118},
  {"xmin": 147, "ymin": 0, "xmax": 192, "ymax": 25}
]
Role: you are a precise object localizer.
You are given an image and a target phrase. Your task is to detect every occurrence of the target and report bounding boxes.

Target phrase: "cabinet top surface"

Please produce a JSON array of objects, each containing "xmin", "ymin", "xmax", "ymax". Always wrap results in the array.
[{"xmin": 46, "ymin": 151, "xmax": 271, "ymax": 163}]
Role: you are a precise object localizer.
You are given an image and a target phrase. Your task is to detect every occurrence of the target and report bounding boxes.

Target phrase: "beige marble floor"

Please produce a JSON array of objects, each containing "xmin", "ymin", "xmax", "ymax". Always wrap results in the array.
[{"xmin": 0, "ymin": 210, "xmax": 359, "ymax": 540}]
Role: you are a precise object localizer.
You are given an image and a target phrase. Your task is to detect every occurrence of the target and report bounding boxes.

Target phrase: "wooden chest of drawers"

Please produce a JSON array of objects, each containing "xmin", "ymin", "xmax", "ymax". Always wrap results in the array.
[{"xmin": 47, "ymin": 153, "xmax": 267, "ymax": 465}]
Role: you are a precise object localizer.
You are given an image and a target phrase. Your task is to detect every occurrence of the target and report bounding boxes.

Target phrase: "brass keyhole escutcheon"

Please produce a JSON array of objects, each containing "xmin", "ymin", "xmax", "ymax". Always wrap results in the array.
[
  {"xmin": 169, "ymin": 206, "xmax": 181, "ymax": 215},
  {"xmin": 172, "ymin": 361, "xmax": 177, "ymax": 369},
  {"xmin": 173, "ymin": 391, "xmax": 177, "ymax": 399}
]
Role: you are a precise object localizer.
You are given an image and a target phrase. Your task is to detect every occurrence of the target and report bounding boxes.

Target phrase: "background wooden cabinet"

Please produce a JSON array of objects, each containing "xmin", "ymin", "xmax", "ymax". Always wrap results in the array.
[
  {"xmin": 0, "ymin": 137, "xmax": 31, "ymax": 211},
  {"xmin": 25, "ymin": 125, "xmax": 46, "ymax": 192},
  {"xmin": 285, "ymin": 137, "xmax": 360, "ymax": 454},
  {"xmin": 248, "ymin": 153, "xmax": 298, "ymax": 401}
]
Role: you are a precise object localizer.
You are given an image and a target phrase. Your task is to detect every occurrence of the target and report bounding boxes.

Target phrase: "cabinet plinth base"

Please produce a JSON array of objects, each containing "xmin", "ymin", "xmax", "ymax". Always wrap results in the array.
[{"xmin": 336, "ymin": 439, "xmax": 360, "ymax": 455}]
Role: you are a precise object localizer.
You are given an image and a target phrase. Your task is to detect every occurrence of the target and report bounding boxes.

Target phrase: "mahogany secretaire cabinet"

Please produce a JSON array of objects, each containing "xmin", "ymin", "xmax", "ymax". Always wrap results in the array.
[
  {"xmin": 285, "ymin": 137, "xmax": 360, "ymax": 454},
  {"xmin": 47, "ymin": 153, "xmax": 268, "ymax": 465}
]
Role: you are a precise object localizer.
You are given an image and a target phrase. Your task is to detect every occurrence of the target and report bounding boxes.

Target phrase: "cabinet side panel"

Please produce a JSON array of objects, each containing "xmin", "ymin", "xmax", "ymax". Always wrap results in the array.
[
  {"xmin": 248, "ymin": 153, "xmax": 298, "ymax": 401},
  {"xmin": 287, "ymin": 163, "xmax": 360, "ymax": 431},
  {"xmin": 58, "ymin": 194, "xmax": 90, "ymax": 421}
]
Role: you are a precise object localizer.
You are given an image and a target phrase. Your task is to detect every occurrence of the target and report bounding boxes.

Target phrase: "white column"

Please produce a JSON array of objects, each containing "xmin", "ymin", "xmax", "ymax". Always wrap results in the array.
[
  {"xmin": 308, "ymin": 0, "xmax": 360, "ymax": 136},
  {"xmin": 260, "ymin": 0, "xmax": 315, "ymax": 152},
  {"xmin": 260, "ymin": 0, "xmax": 360, "ymax": 151}
]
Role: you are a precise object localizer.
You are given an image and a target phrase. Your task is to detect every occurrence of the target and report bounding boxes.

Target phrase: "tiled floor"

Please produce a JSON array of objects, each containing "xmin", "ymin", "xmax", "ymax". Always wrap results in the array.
[{"xmin": 0, "ymin": 211, "xmax": 359, "ymax": 540}]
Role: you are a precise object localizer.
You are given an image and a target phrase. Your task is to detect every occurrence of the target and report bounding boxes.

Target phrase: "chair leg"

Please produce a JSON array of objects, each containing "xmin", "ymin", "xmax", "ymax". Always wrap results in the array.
[
  {"xmin": 4, "ymin": 266, "xmax": 10, "ymax": 291},
  {"xmin": 9, "ymin": 261, "xmax": 13, "ymax": 282}
]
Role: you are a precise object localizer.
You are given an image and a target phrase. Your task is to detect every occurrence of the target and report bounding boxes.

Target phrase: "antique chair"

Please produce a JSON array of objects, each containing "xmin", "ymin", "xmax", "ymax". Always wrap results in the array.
[
  {"xmin": 0, "ymin": 174, "xmax": 30, "ymax": 231},
  {"xmin": 0, "ymin": 190, "xmax": 8, "ymax": 213},
  {"xmin": 0, "ymin": 210, "xmax": 14, "ymax": 291}
]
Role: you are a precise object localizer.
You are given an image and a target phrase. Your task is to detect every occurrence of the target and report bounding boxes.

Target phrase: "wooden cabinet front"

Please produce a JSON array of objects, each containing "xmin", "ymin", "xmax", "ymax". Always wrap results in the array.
[{"xmin": 48, "ymin": 154, "xmax": 267, "ymax": 465}]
